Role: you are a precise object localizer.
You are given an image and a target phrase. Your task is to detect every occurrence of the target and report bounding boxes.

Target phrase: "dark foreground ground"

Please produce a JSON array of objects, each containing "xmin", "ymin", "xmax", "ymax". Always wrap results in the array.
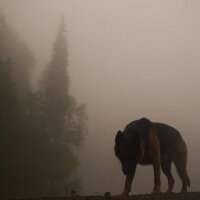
[{"xmin": 13, "ymin": 192, "xmax": 200, "ymax": 200}]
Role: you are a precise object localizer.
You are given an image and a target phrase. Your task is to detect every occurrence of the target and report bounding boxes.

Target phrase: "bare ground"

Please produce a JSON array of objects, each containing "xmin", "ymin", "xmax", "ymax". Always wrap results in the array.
[{"xmin": 13, "ymin": 192, "xmax": 200, "ymax": 200}]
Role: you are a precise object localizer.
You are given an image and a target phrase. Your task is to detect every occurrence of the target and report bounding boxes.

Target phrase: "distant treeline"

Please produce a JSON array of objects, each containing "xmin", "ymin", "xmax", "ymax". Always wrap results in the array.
[{"xmin": 0, "ymin": 15, "xmax": 87, "ymax": 199}]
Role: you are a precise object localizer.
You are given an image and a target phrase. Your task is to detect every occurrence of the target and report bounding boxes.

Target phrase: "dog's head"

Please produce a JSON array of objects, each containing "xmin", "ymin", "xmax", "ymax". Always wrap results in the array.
[{"xmin": 114, "ymin": 130, "xmax": 142, "ymax": 176}]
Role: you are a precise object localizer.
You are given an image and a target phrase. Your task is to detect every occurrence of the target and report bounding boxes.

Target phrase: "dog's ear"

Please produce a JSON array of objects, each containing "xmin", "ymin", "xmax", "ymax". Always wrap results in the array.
[{"xmin": 115, "ymin": 130, "xmax": 124, "ymax": 144}]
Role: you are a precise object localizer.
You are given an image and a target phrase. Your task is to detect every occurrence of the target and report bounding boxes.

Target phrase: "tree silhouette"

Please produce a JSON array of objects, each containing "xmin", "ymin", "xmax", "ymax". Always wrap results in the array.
[{"xmin": 40, "ymin": 17, "xmax": 87, "ymax": 195}]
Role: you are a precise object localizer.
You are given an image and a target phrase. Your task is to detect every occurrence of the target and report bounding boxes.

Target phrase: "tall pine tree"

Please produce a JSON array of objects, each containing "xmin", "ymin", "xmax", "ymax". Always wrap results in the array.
[
  {"xmin": 43, "ymin": 18, "xmax": 70, "ymax": 143},
  {"xmin": 41, "ymin": 17, "xmax": 87, "ymax": 195}
]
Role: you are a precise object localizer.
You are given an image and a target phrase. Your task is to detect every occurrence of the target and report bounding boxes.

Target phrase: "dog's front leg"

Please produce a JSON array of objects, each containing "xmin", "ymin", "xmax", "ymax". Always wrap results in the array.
[
  {"xmin": 121, "ymin": 165, "xmax": 136, "ymax": 196},
  {"xmin": 149, "ymin": 129, "xmax": 161, "ymax": 193},
  {"xmin": 152, "ymin": 157, "xmax": 161, "ymax": 193},
  {"xmin": 121, "ymin": 175, "xmax": 134, "ymax": 196}
]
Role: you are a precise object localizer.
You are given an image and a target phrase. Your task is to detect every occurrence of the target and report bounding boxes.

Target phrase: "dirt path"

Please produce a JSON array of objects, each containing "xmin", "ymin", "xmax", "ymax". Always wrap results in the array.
[{"xmin": 13, "ymin": 192, "xmax": 200, "ymax": 200}]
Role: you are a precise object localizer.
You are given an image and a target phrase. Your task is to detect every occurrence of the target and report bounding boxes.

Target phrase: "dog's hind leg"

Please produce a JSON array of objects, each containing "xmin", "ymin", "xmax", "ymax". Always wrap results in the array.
[
  {"xmin": 161, "ymin": 155, "xmax": 175, "ymax": 193},
  {"xmin": 173, "ymin": 159, "xmax": 190, "ymax": 192},
  {"xmin": 172, "ymin": 140, "xmax": 190, "ymax": 192}
]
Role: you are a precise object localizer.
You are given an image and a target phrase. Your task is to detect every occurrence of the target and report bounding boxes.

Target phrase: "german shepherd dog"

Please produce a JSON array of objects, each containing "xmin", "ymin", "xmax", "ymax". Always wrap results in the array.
[{"xmin": 115, "ymin": 118, "xmax": 190, "ymax": 195}]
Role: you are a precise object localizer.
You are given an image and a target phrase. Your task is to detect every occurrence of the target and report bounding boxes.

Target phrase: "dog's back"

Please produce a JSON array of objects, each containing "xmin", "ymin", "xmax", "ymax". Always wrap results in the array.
[
  {"xmin": 124, "ymin": 117, "xmax": 154, "ymax": 138},
  {"xmin": 154, "ymin": 122, "xmax": 182, "ymax": 153}
]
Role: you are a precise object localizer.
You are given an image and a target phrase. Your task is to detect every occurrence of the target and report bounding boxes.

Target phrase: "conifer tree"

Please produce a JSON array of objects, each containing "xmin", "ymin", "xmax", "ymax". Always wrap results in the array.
[
  {"xmin": 41, "ymin": 17, "xmax": 87, "ymax": 195},
  {"xmin": 43, "ymin": 17, "xmax": 69, "ymax": 143}
]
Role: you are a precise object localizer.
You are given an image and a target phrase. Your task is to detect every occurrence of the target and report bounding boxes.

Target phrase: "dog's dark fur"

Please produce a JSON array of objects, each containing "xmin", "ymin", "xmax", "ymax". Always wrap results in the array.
[{"xmin": 115, "ymin": 118, "xmax": 190, "ymax": 195}]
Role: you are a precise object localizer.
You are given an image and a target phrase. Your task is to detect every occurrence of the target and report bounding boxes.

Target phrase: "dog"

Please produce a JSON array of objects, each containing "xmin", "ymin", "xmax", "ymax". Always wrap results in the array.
[{"xmin": 114, "ymin": 118, "xmax": 190, "ymax": 195}]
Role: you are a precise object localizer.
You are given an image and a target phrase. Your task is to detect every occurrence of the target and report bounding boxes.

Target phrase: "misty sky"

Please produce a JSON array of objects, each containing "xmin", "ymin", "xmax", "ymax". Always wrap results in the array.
[{"xmin": 1, "ymin": 0, "xmax": 200, "ymax": 195}]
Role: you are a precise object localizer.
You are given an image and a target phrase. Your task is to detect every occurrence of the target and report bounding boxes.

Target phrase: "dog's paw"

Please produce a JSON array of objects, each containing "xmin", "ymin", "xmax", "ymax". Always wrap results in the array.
[{"xmin": 152, "ymin": 188, "xmax": 161, "ymax": 194}]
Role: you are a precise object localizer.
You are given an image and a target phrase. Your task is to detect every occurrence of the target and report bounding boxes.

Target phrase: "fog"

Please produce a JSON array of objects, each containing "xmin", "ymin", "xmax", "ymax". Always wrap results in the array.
[{"xmin": 1, "ymin": 0, "xmax": 200, "ymax": 195}]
